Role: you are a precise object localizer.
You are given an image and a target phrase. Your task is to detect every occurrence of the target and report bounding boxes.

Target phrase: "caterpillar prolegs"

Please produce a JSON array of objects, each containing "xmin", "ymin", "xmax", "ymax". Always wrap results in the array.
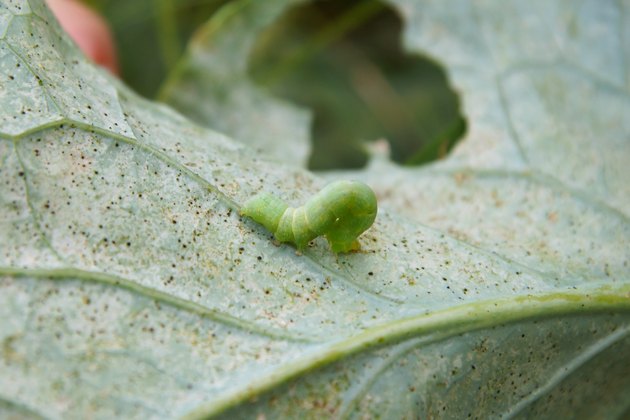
[{"xmin": 240, "ymin": 180, "xmax": 377, "ymax": 253}]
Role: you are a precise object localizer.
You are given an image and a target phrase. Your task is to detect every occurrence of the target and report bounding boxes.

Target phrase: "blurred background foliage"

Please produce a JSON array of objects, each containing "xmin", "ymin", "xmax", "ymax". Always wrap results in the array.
[{"xmin": 85, "ymin": 0, "xmax": 465, "ymax": 169}]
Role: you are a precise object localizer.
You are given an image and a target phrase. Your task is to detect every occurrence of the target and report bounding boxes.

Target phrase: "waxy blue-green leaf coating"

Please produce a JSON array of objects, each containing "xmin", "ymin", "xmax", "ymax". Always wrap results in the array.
[{"xmin": 0, "ymin": 0, "xmax": 629, "ymax": 419}]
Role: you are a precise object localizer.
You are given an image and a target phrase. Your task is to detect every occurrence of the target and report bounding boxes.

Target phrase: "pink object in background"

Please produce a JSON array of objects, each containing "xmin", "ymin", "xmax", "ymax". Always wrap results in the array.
[{"xmin": 46, "ymin": 0, "xmax": 119, "ymax": 75}]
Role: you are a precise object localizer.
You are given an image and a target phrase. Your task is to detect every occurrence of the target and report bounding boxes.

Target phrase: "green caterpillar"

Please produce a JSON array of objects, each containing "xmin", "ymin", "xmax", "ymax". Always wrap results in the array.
[{"xmin": 240, "ymin": 180, "xmax": 377, "ymax": 253}]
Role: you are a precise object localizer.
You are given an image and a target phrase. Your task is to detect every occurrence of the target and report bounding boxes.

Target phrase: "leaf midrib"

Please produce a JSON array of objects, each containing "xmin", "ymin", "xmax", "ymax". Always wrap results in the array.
[{"xmin": 181, "ymin": 282, "xmax": 630, "ymax": 419}]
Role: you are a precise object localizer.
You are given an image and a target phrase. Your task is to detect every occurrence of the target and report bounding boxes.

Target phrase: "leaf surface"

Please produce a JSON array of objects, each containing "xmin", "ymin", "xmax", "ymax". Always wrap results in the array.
[{"xmin": 1, "ymin": 0, "xmax": 629, "ymax": 419}]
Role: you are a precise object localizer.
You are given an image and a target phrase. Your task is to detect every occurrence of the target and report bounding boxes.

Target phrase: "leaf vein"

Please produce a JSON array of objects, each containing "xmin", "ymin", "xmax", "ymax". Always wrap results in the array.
[{"xmin": 0, "ymin": 266, "xmax": 315, "ymax": 343}]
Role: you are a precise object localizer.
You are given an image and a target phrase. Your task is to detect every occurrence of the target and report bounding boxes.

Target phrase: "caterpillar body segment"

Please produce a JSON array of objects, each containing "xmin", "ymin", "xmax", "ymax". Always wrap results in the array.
[{"xmin": 240, "ymin": 180, "xmax": 377, "ymax": 253}]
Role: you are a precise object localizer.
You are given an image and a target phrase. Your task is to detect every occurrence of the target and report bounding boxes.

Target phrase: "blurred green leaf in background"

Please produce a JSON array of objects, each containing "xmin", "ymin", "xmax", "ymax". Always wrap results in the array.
[
  {"xmin": 248, "ymin": 0, "xmax": 465, "ymax": 169},
  {"xmin": 89, "ymin": 0, "xmax": 465, "ymax": 169},
  {"xmin": 85, "ymin": 0, "xmax": 231, "ymax": 98}
]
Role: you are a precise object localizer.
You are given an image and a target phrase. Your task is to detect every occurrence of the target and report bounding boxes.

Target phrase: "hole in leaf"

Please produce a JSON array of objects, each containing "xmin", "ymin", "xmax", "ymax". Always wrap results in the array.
[{"xmin": 248, "ymin": 0, "xmax": 466, "ymax": 170}]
